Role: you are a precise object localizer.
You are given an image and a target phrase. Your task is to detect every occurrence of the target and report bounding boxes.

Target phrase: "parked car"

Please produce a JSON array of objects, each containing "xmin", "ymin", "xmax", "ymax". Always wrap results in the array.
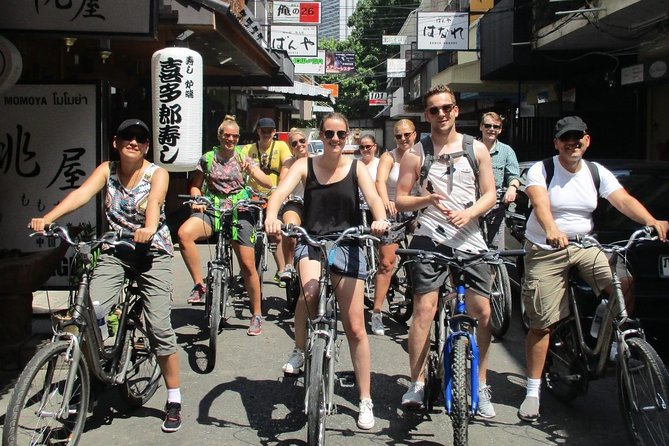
[
  {"xmin": 307, "ymin": 140, "xmax": 323, "ymax": 155},
  {"xmin": 507, "ymin": 159, "xmax": 669, "ymax": 349}
]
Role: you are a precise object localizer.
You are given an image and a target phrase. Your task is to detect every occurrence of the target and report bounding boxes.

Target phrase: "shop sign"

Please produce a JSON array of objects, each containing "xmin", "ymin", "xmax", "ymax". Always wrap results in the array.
[
  {"xmin": 273, "ymin": 1, "xmax": 321, "ymax": 24},
  {"xmin": 416, "ymin": 12, "xmax": 469, "ymax": 51}
]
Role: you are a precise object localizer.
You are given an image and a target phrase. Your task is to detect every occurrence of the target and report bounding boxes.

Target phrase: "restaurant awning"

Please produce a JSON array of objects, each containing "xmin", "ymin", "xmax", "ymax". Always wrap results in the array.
[{"xmin": 268, "ymin": 81, "xmax": 334, "ymax": 103}]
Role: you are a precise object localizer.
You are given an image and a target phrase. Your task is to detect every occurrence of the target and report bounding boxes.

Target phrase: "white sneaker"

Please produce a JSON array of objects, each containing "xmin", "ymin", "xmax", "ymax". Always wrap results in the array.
[
  {"xmin": 476, "ymin": 385, "xmax": 496, "ymax": 418},
  {"xmin": 282, "ymin": 347, "xmax": 304, "ymax": 375},
  {"xmin": 401, "ymin": 382, "xmax": 425, "ymax": 408},
  {"xmin": 357, "ymin": 399, "xmax": 375, "ymax": 430},
  {"xmin": 371, "ymin": 312, "xmax": 385, "ymax": 336}
]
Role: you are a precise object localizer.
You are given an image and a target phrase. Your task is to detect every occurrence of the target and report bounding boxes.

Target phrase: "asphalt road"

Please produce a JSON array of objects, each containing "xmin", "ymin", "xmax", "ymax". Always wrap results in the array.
[{"xmin": 0, "ymin": 246, "xmax": 649, "ymax": 445}]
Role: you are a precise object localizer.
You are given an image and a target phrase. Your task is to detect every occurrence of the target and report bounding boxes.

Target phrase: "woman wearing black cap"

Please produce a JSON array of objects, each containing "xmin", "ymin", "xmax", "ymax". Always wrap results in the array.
[{"xmin": 28, "ymin": 119, "xmax": 184, "ymax": 433}]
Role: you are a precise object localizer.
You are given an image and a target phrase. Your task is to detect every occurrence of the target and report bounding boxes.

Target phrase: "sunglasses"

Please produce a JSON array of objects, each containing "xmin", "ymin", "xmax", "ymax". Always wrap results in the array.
[
  {"xmin": 323, "ymin": 130, "xmax": 347, "ymax": 140},
  {"xmin": 290, "ymin": 138, "xmax": 306, "ymax": 148},
  {"xmin": 483, "ymin": 123, "xmax": 501, "ymax": 130},
  {"xmin": 119, "ymin": 131, "xmax": 149, "ymax": 144},
  {"xmin": 394, "ymin": 132, "xmax": 414, "ymax": 140},
  {"xmin": 220, "ymin": 132, "xmax": 240, "ymax": 139},
  {"xmin": 359, "ymin": 144, "xmax": 374, "ymax": 150},
  {"xmin": 427, "ymin": 103, "xmax": 456, "ymax": 116}
]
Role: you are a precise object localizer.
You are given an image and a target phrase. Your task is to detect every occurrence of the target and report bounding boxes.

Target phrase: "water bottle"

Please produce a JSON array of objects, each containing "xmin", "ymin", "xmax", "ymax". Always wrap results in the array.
[
  {"xmin": 590, "ymin": 299, "xmax": 608, "ymax": 338},
  {"xmin": 93, "ymin": 301, "xmax": 109, "ymax": 340}
]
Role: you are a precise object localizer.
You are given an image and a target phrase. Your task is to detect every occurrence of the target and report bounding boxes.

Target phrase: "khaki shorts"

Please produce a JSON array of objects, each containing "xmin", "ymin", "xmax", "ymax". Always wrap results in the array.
[{"xmin": 521, "ymin": 240, "xmax": 630, "ymax": 330}]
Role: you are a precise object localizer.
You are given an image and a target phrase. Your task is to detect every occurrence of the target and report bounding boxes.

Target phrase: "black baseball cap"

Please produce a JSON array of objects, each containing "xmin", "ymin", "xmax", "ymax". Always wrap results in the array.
[
  {"xmin": 554, "ymin": 116, "xmax": 587, "ymax": 139},
  {"xmin": 256, "ymin": 117, "xmax": 276, "ymax": 129},
  {"xmin": 116, "ymin": 119, "xmax": 150, "ymax": 135}
]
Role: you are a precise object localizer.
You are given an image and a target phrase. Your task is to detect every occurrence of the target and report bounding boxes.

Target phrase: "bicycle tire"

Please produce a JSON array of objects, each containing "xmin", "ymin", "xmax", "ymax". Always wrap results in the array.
[
  {"xmin": 387, "ymin": 263, "xmax": 413, "ymax": 323},
  {"xmin": 617, "ymin": 337, "xmax": 669, "ymax": 446},
  {"xmin": 363, "ymin": 242, "xmax": 378, "ymax": 309},
  {"xmin": 307, "ymin": 337, "xmax": 327, "ymax": 446},
  {"xmin": 285, "ymin": 275, "xmax": 299, "ymax": 314},
  {"xmin": 490, "ymin": 263, "xmax": 512, "ymax": 339},
  {"xmin": 516, "ymin": 258, "xmax": 530, "ymax": 333},
  {"xmin": 424, "ymin": 351, "xmax": 441, "ymax": 411},
  {"xmin": 207, "ymin": 267, "xmax": 224, "ymax": 371},
  {"xmin": 451, "ymin": 336, "xmax": 470, "ymax": 446},
  {"xmin": 3, "ymin": 340, "xmax": 90, "ymax": 446},
  {"xmin": 120, "ymin": 319, "xmax": 161, "ymax": 407},
  {"xmin": 543, "ymin": 319, "xmax": 587, "ymax": 402}
]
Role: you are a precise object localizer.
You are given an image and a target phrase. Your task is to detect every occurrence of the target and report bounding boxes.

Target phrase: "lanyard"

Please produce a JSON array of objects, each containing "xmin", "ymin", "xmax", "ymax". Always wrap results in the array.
[{"xmin": 257, "ymin": 140, "xmax": 276, "ymax": 174}]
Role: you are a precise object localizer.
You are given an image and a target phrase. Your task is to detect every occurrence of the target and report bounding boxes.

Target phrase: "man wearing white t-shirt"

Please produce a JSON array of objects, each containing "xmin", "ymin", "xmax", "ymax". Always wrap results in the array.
[{"xmin": 517, "ymin": 116, "xmax": 669, "ymax": 422}]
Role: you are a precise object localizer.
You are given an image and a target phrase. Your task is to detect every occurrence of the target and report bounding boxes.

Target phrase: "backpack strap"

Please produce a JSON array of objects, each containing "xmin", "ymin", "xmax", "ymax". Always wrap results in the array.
[
  {"xmin": 419, "ymin": 134, "xmax": 479, "ymax": 197},
  {"xmin": 418, "ymin": 135, "xmax": 434, "ymax": 189},
  {"xmin": 461, "ymin": 134, "xmax": 479, "ymax": 199},
  {"xmin": 542, "ymin": 157, "xmax": 600, "ymax": 194}
]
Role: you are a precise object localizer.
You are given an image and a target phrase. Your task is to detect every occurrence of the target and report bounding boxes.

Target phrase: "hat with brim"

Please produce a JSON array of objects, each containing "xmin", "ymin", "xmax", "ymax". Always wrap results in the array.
[
  {"xmin": 256, "ymin": 117, "xmax": 276, "ymax": 129},
  {"xmin": 116, "ymin": 119, "xmax": 150, "ymax": 135},
  {"xmin": 554, "ymin": 116, "xmax": 587, "ymax": 138}
]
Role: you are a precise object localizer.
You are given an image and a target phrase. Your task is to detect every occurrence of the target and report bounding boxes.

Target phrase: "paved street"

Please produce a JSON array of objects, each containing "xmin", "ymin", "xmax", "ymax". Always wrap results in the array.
[{"xmin": 0, "ymin": 245, "xmax": 642, "ymax": 445}]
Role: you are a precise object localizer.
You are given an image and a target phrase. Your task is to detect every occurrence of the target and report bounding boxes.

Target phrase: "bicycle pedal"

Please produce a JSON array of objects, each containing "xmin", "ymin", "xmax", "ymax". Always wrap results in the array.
[{"xmin": 337, "ymin": 371, "xmax": 356, "ymax": 388}]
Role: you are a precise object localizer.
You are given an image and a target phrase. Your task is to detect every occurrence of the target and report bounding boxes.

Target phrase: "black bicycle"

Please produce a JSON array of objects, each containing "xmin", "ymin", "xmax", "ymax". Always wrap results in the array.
[
  {"xmin": 180, "ymin": 194, "xmax": 265, "ymax": 372},
  {"xmin": 543, "ymin": 227, "xmax": 669, "ymax": 445},
  {"xmin": 3, "ymin": 225, "xmax": 161, "ymax": 446}
]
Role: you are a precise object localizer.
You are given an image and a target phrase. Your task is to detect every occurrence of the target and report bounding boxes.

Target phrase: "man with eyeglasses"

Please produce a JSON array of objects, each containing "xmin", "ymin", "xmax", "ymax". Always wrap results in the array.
[
  {"xmin": 479, "ymin": 112, "xmax": 520, "ymax": 249},
  {"xmin": 395, "ymin": 84, "xmax": 498, "ymax": 417},
  {"xmin": 242, "ymin": 117, "xmax": 292, "ymax": 286},
  {"xmin": 517, "ymin": 116, "xmax": 669, "ymax": 422}
]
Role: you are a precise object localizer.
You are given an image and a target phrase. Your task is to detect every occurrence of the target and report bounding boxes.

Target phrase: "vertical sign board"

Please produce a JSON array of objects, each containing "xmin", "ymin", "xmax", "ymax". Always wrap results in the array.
[
  {"xmin": 416, "ymin": 12, "xmax": 469, "ymax": 51},
  {"xmin": 293, "ymin": 50, "xmax": 326, "ymax": 75},
  {"xmin": 0, "ymin": 84, "xmax": 100, "ymax": 286},
  {"xmin": 271, "ymin": 25, "xmax": 318, "ymax": 57},
  {"xmin": 387, "ymin": 58, "xmax": 406, "ymax": 78},
  {"xmin": 273, "ymin": 1, "xmax": 321, "ymax": 24}
]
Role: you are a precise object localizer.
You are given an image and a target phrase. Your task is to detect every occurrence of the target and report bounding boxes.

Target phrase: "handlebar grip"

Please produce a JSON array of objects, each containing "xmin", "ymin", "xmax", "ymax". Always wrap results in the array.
[
  {"xmin": 499, "ymin": 249, "xmax": 526, "ymax": 257},
  {"xmin": 396, "ymin": 248, "xmax": 422, "ymax": 256},
  {"xmin": 177, "ymin": 194, "xmax": 192, "ymax": 199},
  {"xmin": 118, "ymin": 229, "xmax": 135, "ymax": 240}
]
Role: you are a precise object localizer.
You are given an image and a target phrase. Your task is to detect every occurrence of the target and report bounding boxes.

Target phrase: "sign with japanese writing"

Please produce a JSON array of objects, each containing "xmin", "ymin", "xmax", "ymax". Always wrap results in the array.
[
  {"xmin": 233, "ymin": 5, "xmax": 265, "ymax": 43},
  {"xmin": 293, "ymin": 50, "xmax": 326, "ymax": 75},
  {"xmin": 369, "ymin": 92, "xmax": 388, "ymax": 106},
  {"xmin": 273, "ymin": 1, "xmax": 321, "ymax": 24},
  {"xmin": 320, "ymin": 84, "xmax": 339, "ymax": 98},
  {"xmin": 387, "ymin": 58, "xmax": 406, "ymax": 78},
  {"xmin": 325, "ymin": 52, "xmax": 356, "ymax": 74},
  {"xmin": 383, "ymin": 35, "xmax": 408, "ymax": 45},
  {"xmin": 271, "ymin": 25, "xmax": 318, "ymax": 57},
  {"xmin": 0, "ymin": 0, "xmax": 156, "ymax": 37},
  {"xmin": 416, "ymin": 12, "xmax": 469, "ymax": 51},
  {"xmin": 0, "ymin": 84, "xmax": 100, "ymax": 284},
  {"xmin": 151, "ymin": 47, "xmax": 203, "ymax": 172}
]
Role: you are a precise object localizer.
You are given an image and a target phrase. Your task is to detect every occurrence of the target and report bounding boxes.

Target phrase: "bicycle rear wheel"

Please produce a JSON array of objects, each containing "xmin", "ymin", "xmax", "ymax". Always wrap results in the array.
[
  {"xmin": 120, "ymin": 318, "xmax": 161, "ymax": 407},
  {"xmin": 285, "ymin": 273, "xmax": 299, "ymax": 315},
  {"xmin": 3, "ymin": 340, "xmax": 90, "ymax": 446},
  {"xmin": 490, "ymin": 263, "xmax": 512, "ymax": 339},
  {"xmin": 207, "ymin": 267, "xmax": 225, "ymax": 372},
  {"xmin": 387, "ymin": 262, "xmax": 413, "ymax": 323},
  {"xmin": 451, "ymin": 336, "xmax": 470, "ymax": 446},
  {"xmin": 617, "ymin": 337, "xmax": 669, "ymax": 446},
  {"xmin": 307, "ymin": 337, "xmax": 327, "ymax": 446}
]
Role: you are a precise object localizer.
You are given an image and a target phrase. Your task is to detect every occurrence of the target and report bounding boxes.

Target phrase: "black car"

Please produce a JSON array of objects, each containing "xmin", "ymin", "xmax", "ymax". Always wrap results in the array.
[{"xmin": 507, "ymin": 159, "xmax": 669, "ymax": 348}]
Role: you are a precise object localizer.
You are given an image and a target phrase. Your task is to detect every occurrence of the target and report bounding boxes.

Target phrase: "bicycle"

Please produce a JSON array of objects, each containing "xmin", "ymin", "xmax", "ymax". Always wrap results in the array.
[
  {"xmin": 179, "ymin": 194, "xmax": 265, "ymax": 372},
  {"xmin": 247, "ymin": 187, "xmax": 272, "ymax": 292},
  {"xmin": 281, "ymin": 224, "xmax": 378, "ymax": 446},
  {"xmin": 542, "ymin": 227, "xmax": 669, "ymax": 446},
  {"xmin": 3, "ymin": 225, "xmax": 161, "ymax": 446},
  {"xmin": 359, "ymin": 196, "xmax": 378, "ymax": 307},
  {"xmin": 397, "ymin": 246, "xmax": 524, "ymax": 446}
]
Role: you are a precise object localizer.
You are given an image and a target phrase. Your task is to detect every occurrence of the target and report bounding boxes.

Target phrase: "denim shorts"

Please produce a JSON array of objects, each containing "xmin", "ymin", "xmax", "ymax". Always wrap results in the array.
[{"xmin": 295, "ymin": 240, "xmax": 366, "ymax": 280}]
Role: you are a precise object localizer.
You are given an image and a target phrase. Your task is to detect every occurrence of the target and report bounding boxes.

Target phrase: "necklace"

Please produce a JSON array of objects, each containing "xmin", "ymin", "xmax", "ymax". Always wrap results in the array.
[{"xmin": 121, "ymin": 162, "xmax": 145, "ymax": 189}]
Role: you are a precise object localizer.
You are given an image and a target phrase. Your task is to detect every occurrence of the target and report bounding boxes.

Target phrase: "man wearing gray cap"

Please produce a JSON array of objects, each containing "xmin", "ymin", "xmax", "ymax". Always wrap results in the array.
[{"xmin": 517, "ymin": 116, "xmax": 669, "ymax": 422}]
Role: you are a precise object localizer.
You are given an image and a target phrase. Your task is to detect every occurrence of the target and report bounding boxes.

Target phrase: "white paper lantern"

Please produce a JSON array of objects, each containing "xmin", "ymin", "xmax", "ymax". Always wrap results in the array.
[{"xmin": 151, "ymin": 47, "xmax": 202, "ymax": 172}]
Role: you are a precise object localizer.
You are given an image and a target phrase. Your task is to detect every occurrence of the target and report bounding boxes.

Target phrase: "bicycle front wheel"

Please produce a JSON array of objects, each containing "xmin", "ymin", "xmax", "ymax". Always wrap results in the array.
[
  {"xmin": 3, "ymin": 340, "xmax": 90, "ymax": 446},
  {"xmin": 451, "ymin": 336, "xmax": 470, "ymax": 446},
  {"xmin": 307, "ymin": 337, "xmax": 327, "ymax": 446},
  {"xmin": 617, "ymin": 337, "xmax": 669, "ymax": 446},
  {"xmin": 490, "ymin": 263, "xmax": 512, "ymax": 340},
  {"xmin": 120, "ymin": 318, "xmax": 161, "ymax": 407},
  {"xmin": 207, "ymin": 267, "xmax": 225, "ymax": 372}
]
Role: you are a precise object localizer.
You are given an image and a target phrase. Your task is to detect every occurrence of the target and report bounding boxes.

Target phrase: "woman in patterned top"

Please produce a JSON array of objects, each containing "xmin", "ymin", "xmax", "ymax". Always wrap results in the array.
[
  {"xmin": 178, "ymin": 116, "xmax": 272, "ymax": 336},
  {"xmin": 28, "ymin": 119, "xmax": 183, "ymax": 433}
]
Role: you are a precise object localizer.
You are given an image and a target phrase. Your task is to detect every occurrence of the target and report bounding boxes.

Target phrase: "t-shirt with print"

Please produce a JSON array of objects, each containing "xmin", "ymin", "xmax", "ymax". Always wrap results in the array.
[
  {"xmin": 242, "ymin": 140, "xmax": 291, "ymax": 193},
  {"xmin": 197, "ymin": 147, "xmax": 255, "ymax": 198}
]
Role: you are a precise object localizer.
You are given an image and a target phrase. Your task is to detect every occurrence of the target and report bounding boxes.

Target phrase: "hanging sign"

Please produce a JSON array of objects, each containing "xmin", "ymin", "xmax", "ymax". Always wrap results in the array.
[
  {"xmin": 151, "ymin": 47, "xmax": 203, "ymax": 172},
  {"xmin": 273, "ymin": 1, "xmax": 321, "ymax": 24},
  {"xmin": 369, "ymin": 92, "xmax": 388, "ymax": 106},
  {"xmin": 416, "ymin": 12, "xmax": 469, "ymax": 50},
  {"xmin": 271, "ymin": 25, "xmax": 318, "ymax": 57}
]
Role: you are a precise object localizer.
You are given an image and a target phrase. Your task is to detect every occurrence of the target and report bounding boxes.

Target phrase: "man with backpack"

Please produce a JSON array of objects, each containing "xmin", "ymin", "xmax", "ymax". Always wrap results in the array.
[
  {"xmin": 395, "ymin": 84, "xmax": 498, "ymax": 416},
  {"xmin": 517, "ymin": 116, "xmax": 669, "ymax": 422}
]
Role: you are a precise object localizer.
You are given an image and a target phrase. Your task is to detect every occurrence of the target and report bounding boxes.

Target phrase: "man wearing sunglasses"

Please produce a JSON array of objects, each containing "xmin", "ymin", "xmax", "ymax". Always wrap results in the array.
[
  {"xmin": 395, "ymin": 84, "xmax": 498, "ymax": 417},
  {"xmin": 479, "ymin": 112, "xmax": 520, "ymax": 250}
]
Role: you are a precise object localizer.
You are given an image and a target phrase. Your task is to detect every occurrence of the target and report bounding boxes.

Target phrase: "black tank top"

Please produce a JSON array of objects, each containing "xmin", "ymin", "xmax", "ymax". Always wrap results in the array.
[{"xmin": 304, "ymin": 158, "xmax": 361, "ymax": 235}]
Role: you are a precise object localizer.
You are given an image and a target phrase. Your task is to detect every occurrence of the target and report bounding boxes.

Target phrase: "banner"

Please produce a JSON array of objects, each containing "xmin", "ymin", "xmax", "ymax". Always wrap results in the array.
[
  {"xmin": 325, "ymin": 52, "xmax": 355, "ymax": 74},
  {"xmin": 416, "ymin": 12, "xmax": 469, "ymax": 51}
]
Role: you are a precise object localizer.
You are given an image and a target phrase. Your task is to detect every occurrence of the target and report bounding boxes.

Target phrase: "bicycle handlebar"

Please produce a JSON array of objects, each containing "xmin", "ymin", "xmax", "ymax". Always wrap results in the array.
[
  {"xmin": 179, "ymin": 194, "xmax": 266, "ymax": 214},
  {"xmin": 567, "ymin": 226, "xmax": 659, "ymax": 252},
  {"xmin": 31, "ymin": 224, "xmax": 136, "ymax": 250},
  {"xmin": 281, "ymin": 224, "xmax": 379, "ymax": 247},
  {"xmin": 395, "ymin": 247, "xmax": 525, "ymax": 268}
]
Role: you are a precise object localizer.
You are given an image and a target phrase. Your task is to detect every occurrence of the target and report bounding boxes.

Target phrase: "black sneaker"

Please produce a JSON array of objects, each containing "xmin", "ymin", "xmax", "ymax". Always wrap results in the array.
[{"xmin": 162, "ymin": 402, "xmax": 182, "ymax": 432}]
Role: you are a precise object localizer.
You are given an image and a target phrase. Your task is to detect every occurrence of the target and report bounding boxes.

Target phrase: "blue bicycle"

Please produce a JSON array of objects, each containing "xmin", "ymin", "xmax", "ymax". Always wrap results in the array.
[{"xmin": 397, "ymin": 247, "xmax": 524, "ymax": 446}]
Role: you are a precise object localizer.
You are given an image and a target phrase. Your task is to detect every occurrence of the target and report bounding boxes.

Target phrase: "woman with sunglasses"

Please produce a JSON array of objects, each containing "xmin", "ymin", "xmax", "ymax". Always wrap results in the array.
[
  {"xmin": 369, "ymin": 119, "xmax": 418, "ymax": 336},
  {"xmin": 265, "ymin": 113, "xmax": 389, "ymax": 430},
  {"xmin": 276, "ymin": 129, "xmax": 310, "ymax": 284},
  {"xmin": 358, "ymin": 134, "xmax": 379, "ymax": 180},
  {"xmin": 28, "ymin": 119, "xmax": 184, "ymax": 432},
  {"xmin": 178, "ymin": 116, "xmax": 273, "ymax": 336}
]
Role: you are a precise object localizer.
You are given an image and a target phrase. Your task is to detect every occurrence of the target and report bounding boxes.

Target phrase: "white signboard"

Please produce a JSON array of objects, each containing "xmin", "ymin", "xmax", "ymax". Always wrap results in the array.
[
  {"xmin": 369, "ymin": 92, "xmax": 388, "ymax": 106},
  {"xmin": 271, "ymin": 25, "xmax": 318, "ymax": 57},
  {"xmin": 621, "ymin": 64, "xmax": 644, "ymax": 86},
  {"xmin": 293, "ymin": 50, "xmax": 326, "ymax": 75},
  {"xmin": 383, "ymin": 35, "xmax": 408, "ymax": 45},
  {"xmin": 416, "ymin": 12, "xmax": 469, "ymax": 51},
  {"xmin": 273, "ymin": 1, "xmax": 321, "ymax": 24},
  {"xmin": 0, "ymin": 84, "xmax": 100, "ymax": 284},
  {"xmin": 0, "ymin": 0, "xmax": 155, "ymax": 37},
  {"xmin": 387, "ymin": 58, "xmax": 406, "ymax": 78}
]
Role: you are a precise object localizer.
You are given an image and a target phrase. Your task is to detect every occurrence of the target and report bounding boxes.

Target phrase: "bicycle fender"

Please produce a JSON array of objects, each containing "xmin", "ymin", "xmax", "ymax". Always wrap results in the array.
[{"xmin": 468, "ymin": 332, "xmax": 480, "ymax": 415}]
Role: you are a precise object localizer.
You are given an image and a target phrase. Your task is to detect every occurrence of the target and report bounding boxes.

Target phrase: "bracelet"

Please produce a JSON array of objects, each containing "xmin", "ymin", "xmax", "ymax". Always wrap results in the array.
[{"xmin": 508, "ymin": 184, "xmax": 518, "ymax": 190}]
